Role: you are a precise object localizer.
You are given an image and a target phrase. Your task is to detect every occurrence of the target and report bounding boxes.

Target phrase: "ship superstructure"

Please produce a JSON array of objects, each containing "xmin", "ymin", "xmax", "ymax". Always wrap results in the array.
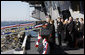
[{"xmin": 23, "ymin": 1, "xmax": 84, "ymax": 29}]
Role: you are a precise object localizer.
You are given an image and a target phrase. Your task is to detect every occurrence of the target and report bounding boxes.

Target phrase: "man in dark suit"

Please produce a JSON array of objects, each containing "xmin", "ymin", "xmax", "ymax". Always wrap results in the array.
[
  {"xmin": 75, "ymin": 18, "xmax": 80, "ymax": 32},
  {"xmin": 56, "ymin": 17, "xmax": 64, "ymax": 46},
  {"xmin": 67, "ymin": 17, "xmax": 77, "ymax": 48}
]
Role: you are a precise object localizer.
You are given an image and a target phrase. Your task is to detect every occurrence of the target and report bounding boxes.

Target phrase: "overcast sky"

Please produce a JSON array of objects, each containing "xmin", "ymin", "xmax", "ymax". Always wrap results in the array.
[{"xmin": 1, "ymin": 1, "xmax": 38, "ymax": 21}]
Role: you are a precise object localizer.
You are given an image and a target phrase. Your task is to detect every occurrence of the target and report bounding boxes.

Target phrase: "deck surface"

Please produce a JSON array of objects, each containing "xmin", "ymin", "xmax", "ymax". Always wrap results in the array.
[{"xmin": 1, "ymin": 37, "xmax": 84, "ymax": 54}]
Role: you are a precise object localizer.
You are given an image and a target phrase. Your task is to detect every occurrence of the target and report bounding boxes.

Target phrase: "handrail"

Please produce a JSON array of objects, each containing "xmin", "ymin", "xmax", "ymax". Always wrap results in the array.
[
  {"xmin": 22, "ymin": 35, "xmax": 27, "ymax": 48},
  {"xmin": 20, "ymin": 35, "xmax": 28, "ymax": 54},
  {"xmin": 13, "ymin": 33, "xmax": 28, "ymax": 54}
]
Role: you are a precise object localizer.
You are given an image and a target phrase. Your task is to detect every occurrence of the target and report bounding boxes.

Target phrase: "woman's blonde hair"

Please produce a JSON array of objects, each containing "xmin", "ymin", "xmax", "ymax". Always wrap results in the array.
[
  {"xmin": 63, "ymin": 19, "xmax": 68, "ymax": 24},
  {"xmin": 50, "ymin": 19, "xmax": 54, "ymax": 24}
]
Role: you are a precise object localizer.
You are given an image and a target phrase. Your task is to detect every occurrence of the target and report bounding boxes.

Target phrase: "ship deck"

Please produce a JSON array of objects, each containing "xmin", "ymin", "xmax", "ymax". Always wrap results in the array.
[{"xmin": 1, "ymin": 37, "xmax": 84, "ymax": 54}]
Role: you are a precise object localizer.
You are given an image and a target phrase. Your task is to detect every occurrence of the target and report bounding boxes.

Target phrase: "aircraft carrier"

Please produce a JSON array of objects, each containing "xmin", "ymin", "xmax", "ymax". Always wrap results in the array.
[
  {"xmin": 1, "ymin": 1, "xmax": 84, "ymax": 54},
  {"xmin": 23, "ymin": 1, "xmax": 84, "ymax": 29}
]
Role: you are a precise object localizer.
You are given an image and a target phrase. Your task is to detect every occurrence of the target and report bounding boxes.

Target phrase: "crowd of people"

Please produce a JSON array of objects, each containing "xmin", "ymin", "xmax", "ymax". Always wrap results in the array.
[
  {"xmin": 56, "ymin": 17, "xmax": 84, "ymax": 48},
  {"xmin": 35, "ymin": 15, "xmax": 84, "ymax": 54}
]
